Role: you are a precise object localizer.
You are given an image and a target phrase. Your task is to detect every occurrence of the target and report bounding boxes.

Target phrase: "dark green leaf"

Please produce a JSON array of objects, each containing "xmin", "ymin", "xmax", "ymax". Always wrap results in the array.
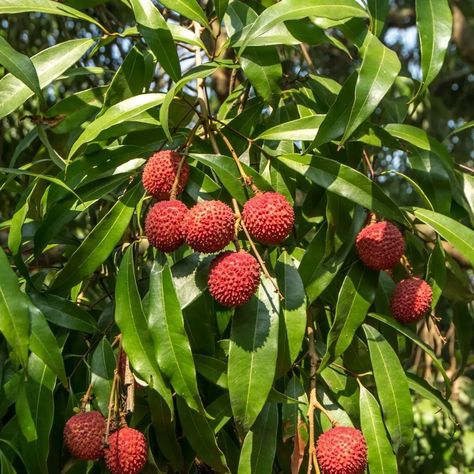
[
  {"xmin": 51, "ymin": 184, "xmax": 142, "ymax": 291},
  {"xmin": 130, "ymin": 0, "xmax": 181, "ymax": 82},
  {"xmin": 215, "ymin": 0, "xmax": 229, "ymax": 20},
  {"xmin": 412, "ymin": 208, "xmax": 474, "ymax": 268},
  {"xmin": 237, "ymin": 403, "xmax": 278, "ymax": 473},
  {"xmin": 90, "ymin": 338, "xmax": 115, "ymax": 415},
  {"xmin": 0, "ymin": 38, "xmax": 94, "ymax": 120},
  {"xmin": 0, "ymin": 247, "xmax": 29, "ymax": 367},
  {"xmin": 368, "ymin": 0, "xmax": 389, "ymax": 37},
  {"xmin": 415, "ymin": 0, "xmax": 452, "ymax": 99},
  {"xmin": 359, "ymin": 384, "xmax": 398, "ymax": 474},
  {"xmin": 363, "ymin": 324, "xmax": 414, "ymax": 452},
  {"xmin": 0, "ymin": 36, "xmax": 42, "ymax": 102},
  {"xmin": 158, "ymin": 0, "xmax": 208, "ymax": 27},
  {"xmin": 277, "ymin": 154, "xmax": 407, "ymax": 224},
  {"xmin": 319, "ymin": 262, "xmax": 378, "ymax": 372},
  {"xmin": 256, "ymin": 115, "xmax": 325, "ymax": 141},
  {"xmin": 115, "ymin": 245, "xmax": 173, "ymax": 411},
  {"xmin": 426, "ymin": 239, "xmax": 446, "ymax": 307},
  {"xmin": 228, "ymin": 277, "xmax": 280, "ymax": 430},
  {"xmin": 148, "ymin": 255, "xmax": 202, "ymax": 412},
  {"xmin": 176, "ymin": 397, "xmax": 230, "ymax": 473}
]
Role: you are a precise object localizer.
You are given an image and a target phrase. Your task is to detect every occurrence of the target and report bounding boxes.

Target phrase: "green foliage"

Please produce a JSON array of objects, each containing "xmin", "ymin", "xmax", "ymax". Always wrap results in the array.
[{"xmin": 0, "ymin": 1, "xmax": 473, "ymax": 473}]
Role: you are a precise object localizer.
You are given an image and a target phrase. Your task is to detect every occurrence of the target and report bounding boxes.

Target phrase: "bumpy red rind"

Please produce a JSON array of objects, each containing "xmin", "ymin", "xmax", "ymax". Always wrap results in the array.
[
  {"xmin": 356, "ymin": 221, "xmax": 404, "ymax": 270},
  {"xmin": 391, "ymin": 277, "xmax": 433, "ymax": 323},
  {"xmin": 316, "ymin": 426, "xmax": 368, "ymax": 474},
  {"xmin": 145, "ymin": 200, "xmax": 188, "ymax": 252},
  {"xmin": 104, "ymin": 427, "xmax": 148, "ymax": 474},
  {"xmin": 63, "ymin": 411, "xmax": 105, "ymax": 460},
  {"xmin": 208, "ymin": 250, "xmax": 261, "ymax": 307}
]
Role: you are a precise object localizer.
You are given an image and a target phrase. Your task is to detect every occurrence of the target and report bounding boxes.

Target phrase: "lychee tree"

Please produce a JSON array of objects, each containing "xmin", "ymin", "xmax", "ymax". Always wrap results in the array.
[{"xmin": 0, "ymin": 1, "xmax": 473, "ymax": 473}]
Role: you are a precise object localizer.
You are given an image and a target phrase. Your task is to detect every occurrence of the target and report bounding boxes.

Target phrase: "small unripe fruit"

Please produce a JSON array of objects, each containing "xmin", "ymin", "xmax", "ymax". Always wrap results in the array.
[
  {"xmin": 208, "ymin": 250, "xmax": 260, "ymax": 307},
  {"xmin": 356, "ymin": 221, "xmax": 404, "ymax": 270},
  {"xmin": 242, "ymin": 192, "xmax": 294, "ymax": 245},
  {"xmin": 391, "ymin": 277, "xmax": 432, "ymax": 323},
  {"xmin": 145, "ymin": 200, "xmax": 188, "ymax": 252},
  {"xmin": 316, "ymin": 426, "xmax": 368, "ymax": 474},
  {"xmin": 63, "ymin": 411, "xmax": 105, "ymax": 460},
  {"xmin": 184, "ymin": 200, "xmax": 235, "ymax": 253},
  {"xmin": 104, "ymin": 427, "xmax": 147, "ymax": 474},
  {"xmin": 142, "ymin": 150, "xmax": 189, "ymax": 200}
]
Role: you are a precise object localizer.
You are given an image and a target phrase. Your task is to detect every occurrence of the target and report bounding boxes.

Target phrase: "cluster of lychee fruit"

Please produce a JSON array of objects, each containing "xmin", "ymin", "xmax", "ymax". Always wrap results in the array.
[
  {"xmin": 63, "ymin": 410, "xmax": 147, "ymax": 474},
  {"xmin": 355, "ymin": 219, "xmax": 433, "ymax": 323},
  {"xmin": 316, "ymin": 426, "xmax": 368, "ymax": 474},
  {"xmin": 142, "ymin": 150, "xmax": 294, "ymax": 307}
]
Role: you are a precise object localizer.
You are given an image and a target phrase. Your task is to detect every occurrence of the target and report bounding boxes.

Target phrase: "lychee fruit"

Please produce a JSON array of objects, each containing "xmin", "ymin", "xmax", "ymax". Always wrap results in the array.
[
  {"xmin": 316, "ymin": 426, "xmax": 368, "ymax": 474},
  {"xmin": 104, "ymin": 427, "xmax": 147, "ymax": 474},
  {"xmin": 208, "ymin": 250, "xmax": 261, "ymax": 307},
  {"xmin": 145, "ymin": 200, "xmax": 188, "ymax": 252},
  {"xmin": 63, "ymin": 411, "xmax": 105, "ymax": 460},
  {"xmin": 391, "ymin": 277, "xmax": 432, "ymax": 323},
  {"xmin": 183, "ymin": 200, "xmax": 235, "ymax": 253},
  {"xmin": 142, "ymin": 150, "xmax": 189, "ymax": 200},
  {"xmin": 355, "ymin": 221, "xmax": 404, "ymax": 270},
  {"xmin": 242, "ymin": 192, "xmax": 294, "ymax": 245}
]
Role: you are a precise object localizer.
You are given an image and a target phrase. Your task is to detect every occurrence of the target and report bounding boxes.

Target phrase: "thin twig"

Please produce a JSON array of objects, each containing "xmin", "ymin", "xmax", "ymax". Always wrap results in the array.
[
  {"xmin": 362, "ymin": 150, "xmax": 376, "ymax": 180},
  {"xmin": 217, "ymin": 128, "xmax": 260, "ymax": 194},
  {"xmin": 307, "ymin": 309, "xmax": 318, "ymax": 474},
  {"xmin": 300, "ymin": 44, "xmax": 316, "ymax": 72},
  {"xmin": 80, "ymin": 383, "xmax": 94, "ymax": 411},
  {"xmin": 170, "ymin": 155, "xmax": 187, "ymax": 200},
  {"xmin": 232, "ymin": 199, "xmax": 283, "ymax": 298}
]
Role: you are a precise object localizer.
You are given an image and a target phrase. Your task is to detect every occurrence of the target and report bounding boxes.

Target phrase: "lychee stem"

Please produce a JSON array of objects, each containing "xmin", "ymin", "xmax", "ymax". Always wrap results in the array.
[
  {"xmin": 400, "ymin": 254, "xmax": 414, "ymax": 276},
  {"xmin": 104, "ymin": 369, "xmax": 120, "ymax": 445},
  {"xmin": 428, "ymin": 312, "xmax": 447, "ymax": 345},
  {"xmin": 231, "ymin": 199, "xmax": 283, "ymax": 299},
  {"xmin": 170, "ymin": 155, "xmax": 187, "ymax": 201},
  {"xmin": 79, "ymin": 382, "xmax": 94, "ymax": 411},
  {"xmin": 362, "ymin": 149, "xmax": 376, "ymax": 180},
  {"xmin": 217, "ymin": 129, "xmax": 260, "ymax": 195}
]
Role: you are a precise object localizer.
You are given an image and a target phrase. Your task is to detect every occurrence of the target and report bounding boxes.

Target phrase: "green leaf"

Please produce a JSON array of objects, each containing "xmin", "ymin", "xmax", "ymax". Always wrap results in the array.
[
  {"xmin": 130, "ymin": 0, "xmax": 181, "ymax": 82},
  {"xmin": 256, "ymin": 115, "xmax": 325, "ymax": 141},
  {"xmin": 240, "ymin": 47, "xmax": 282, "ymax": 101},
  {"xmin": 406, "ymin": 372, "xmax": 455, "ymax": 424},
  {"xmin": 237, "ymin": 403, "xmax": 278, "ymax": 473},
  {"xmin": 412, "ymin": 208, "xmax": 474, "ymax": 268},
  {"xmin": 228, "ymin": 277, "xmax": 280, "ymax": 430},
  {"xmin": 115, "ymin": 245, "xmax": 173, "ymax": 411},
  {"xmin": 18, "ymin": 354, "xmax": 56, "ymax": 474},
  {"xmin": 0, "ymin": 247, "xmax": 29, "ymax": 367},
  {"xmin": 0, "ymin": 36, "xmax": 42, "ymax": 102},
  {"xmin": 101, "ymin": 48, "xmax": 145, "ymax": 110},
  {"xmin": 305, "ymin": 207, "xmax": 366, "ymax": 304},
  {"xmin": 215, "ymin": 0, "xmax": 229, "ymax": 20},
  {"xmin": 176, "ymin": 397, "xmax": 230, "ymax": 473},
  {"xmin": 277, "ymin": 154, "xmax": 407, "ymax": 224},
  {"xmin": 368, "ymin": 0, "xmax": 389, "ymax": 37},
  {"xmin": 319, "ymin": 262, "xmax": 378, "ymax": 372},
  {"xmin": 195, "ymin": 354, "xmax": 228, "ymax": 389},
  {"xmin": 0, "ymin": 0, "xmax": 105, "ymax": 31},
  {"xmin": 68, "ymin": 93, "xmax": 165, "ymax": 157},
  {"xmin": 190, "ymin": 153, "xmax": 272, "ymax": 205},
  {"xmin": 368, "ymin": 313, "xmax": 451, "ymax": 395},
  {"xmin": 158, "ymin": 0, "xmax": 208, "ymax": 27},
  {"xmin": 426, "ymin": 238, "xmax": 446, "ymax": 307},
  {"xmin": 275, "ymin": 252, "xmax": 306, "ymax": 377},
  {"xmin": 340, "ymin": 33, "xmax": 401, "ymax": 145},
  {"xmin": 90, "ymin": 338, "xmax": 115, "ymax": 415},
  {"xmin": 51, "ymin": 184, "xmax": 142, "ymax": 291},
  {"xmin": 359, "ymin": 385, "xmax": 398, "ymax": 474},
  {"xmin": 363, "ymin": 324, "xmax": 414, "ymax": 452},
  {"xmin": 447, "ymin": 120, "xmax": 474, "ymax": 138},
  {"xmin": 415, "ymin": 0, "xmax": 452, "ymax": 99},
  {"xmin": 28, "ymin": 303, "xmax": 67, "ymax": 387},
  {"xmin": 0, "ymin": 38, "xmax": 94, "ymax": 120},
  {"xmin": 238, "ymin": 0, "xmax": 369, "ymax": 53},
  {"xmin": 29, "ymin": 292, "xmax": 97, "ymax": 333},
  {"xmin": 148, "ymin": 255, "xmax": 202, "ymax": 412},
  {"xmin": 160, "ymin": 63, "xmax": 221, "ymax": 141}
]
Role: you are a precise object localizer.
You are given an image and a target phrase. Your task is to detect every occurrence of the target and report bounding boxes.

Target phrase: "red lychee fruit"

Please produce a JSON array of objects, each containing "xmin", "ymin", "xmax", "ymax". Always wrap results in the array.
[
  {"xmin": 242, "ymin": 192, "xmax": 294, "ymax": 245},
  {"xmin": 391, "ymin": 277, "xmax": 432, "ymax": 323},
  {"xmin": 142, "ymin": 150, "xmax": 189, "ymax": 200},
  {"xmin": 183, "ymin": 200, "xmax": 235, "ymax": 253},
  {"xmin": 63, "ymin": 411, "xmax": 105, "ymax": 460},
  {"xmin": 316, "ymin": 426, "xmax": 368, "ymax": 474},
  {"xmin": 208, "ymin": 250, "xmax": 261, "ymax": 307},
  {"xmin": 104, "ymin": 427, "xmax": 147, "ymax": 474},
  {"xmin": 355, "ymin": 221, "xmax": 404, "ymax": 270},
  {"xmin": 145, "ymin": 200, "xmax": 188, "ymax": 252}
]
